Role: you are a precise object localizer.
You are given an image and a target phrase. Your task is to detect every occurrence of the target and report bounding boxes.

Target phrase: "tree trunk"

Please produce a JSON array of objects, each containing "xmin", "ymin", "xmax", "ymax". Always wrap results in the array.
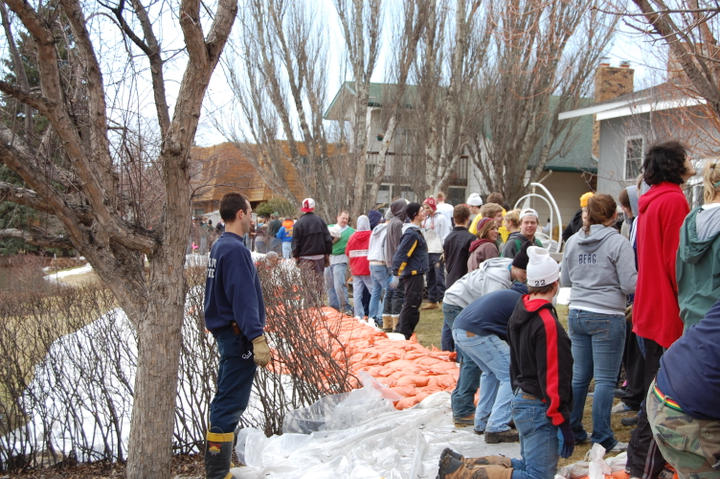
[{"xmin": 126, "ymin": 244, "xmax": 187, "ymax": 478}]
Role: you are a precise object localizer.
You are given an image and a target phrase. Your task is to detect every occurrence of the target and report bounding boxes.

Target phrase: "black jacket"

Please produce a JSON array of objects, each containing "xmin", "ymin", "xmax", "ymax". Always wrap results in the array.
[
  {"xmin": 443, "ymin": 226, "xmax": 476, "ymax": 288},
  {"xmin": 391, "ymin": 225, "xmax": 429, "ymax": 277},
  {"xmin": 507, "ymin": 295, "xmax": 573, "ymax": 426},
  {"xmin": 291, "ymin": 213, "xmax": 332, "ymax": 258}
]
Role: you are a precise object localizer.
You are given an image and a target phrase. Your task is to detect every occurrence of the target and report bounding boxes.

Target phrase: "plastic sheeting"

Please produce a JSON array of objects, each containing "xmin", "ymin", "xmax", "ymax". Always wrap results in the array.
[{"xmin": 230, "ymin": 381, "xmax": 520, "ymax": 479}]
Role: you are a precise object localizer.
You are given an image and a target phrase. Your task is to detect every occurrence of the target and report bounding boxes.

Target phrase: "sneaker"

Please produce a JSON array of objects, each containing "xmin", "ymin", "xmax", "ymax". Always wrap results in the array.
[
  {"xmin": 484, "ymin": 430, "xmax": 519, "ymax": 444},
  {"xmin": 607, "ymin": 441, "xmax": 628, "ymax": 452},
  {"xmin": 453, "ymin": 414, "xmax": 475, "ymax": 427},
  {"xmin": 611, "ymin": 402, "xmax": 633, "ymax": 414},
  {"xmin": 473, "ymin": 429, "xmax": 484, "ymax": 435}
]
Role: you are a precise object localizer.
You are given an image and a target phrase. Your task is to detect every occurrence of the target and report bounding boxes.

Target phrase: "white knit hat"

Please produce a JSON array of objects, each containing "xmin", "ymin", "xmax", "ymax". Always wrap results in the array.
[
  {"xmin": 526, "ymin": 246, "xmax": 559, "ymax": 287},
  {"xmin": 466, "ymin": 193, "xmax": 483, "ymax": 206}
]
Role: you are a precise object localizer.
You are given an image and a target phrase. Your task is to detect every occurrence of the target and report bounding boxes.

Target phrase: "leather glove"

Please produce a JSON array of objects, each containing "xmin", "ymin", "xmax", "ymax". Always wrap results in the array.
[
  {"xmin": 558, "ymin": 421, "xmax": 575, "ymax": 458},
  {"xmin": 251, "ymin": 335, "xmax": 271, "ymax": 367},
  {"xmin": 389, "ymin": 275, "xmax": 400, "ymax": 289}
]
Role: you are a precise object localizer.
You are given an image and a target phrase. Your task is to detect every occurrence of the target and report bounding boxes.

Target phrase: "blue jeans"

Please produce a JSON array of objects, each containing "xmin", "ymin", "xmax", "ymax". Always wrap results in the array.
[
  {"xmin": 325, "ymin": 263, "xmax": 351, "ymax": 313},
  {"xmin": 281, "ymin": 241, "xmax": 292, "ymax": 259},
  {"xmin": 209, "ymin": 327, "xmax": 257, "ymax": 433},
  {"xmin": 511, "ymin": 393, "xmax": 559, "ymax": 479},
  {"xmin": 568, "ymin": 308, "xmax": 626, "ymax": 450},
  {"xmin": 453, "ymin": 330, "xmax": 513, "ymax": 433},
  {"xmin": 369, "ymin": 264, "xmax": 390, "ymax": 321},
  {"xmin": 451, "ymin": 339, "xmax": 482, "ymax": 419},
  {"xmin": 426, "ymin": 253, "xmax": 446, "ymax": 302},
  {"xmin": 441, "ymin": 303, "xmax": 462, "ymax": 351},
  {"xmin": 352, "ymin": 275, "xmax": 374, "ymax": 317}
]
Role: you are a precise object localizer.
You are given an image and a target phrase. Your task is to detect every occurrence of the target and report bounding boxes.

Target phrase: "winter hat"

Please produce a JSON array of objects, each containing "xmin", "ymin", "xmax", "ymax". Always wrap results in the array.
[
  {"xmin": 526, "ymin": 246, "xmax": 559, "ymax": 287},
  {"xmin": 519, "ymin": 208, "xmax": 538, "ymax": 221},
  {"xmin": 511, "ymin": 240, "xmax": 532, "ymax": 270},
  {"xmin": 405, "ymin": 202, "xmax": 422, "ymax": 221},
  {"xmin": 466, "ymin": 193, "xmax": 483, "ymax": 207},
  {"xmin": 423, "ymin": 196, "xmax": 437, "ymax": 212},
  {"xmin": 579, "ymin": 192, "xmax": 594, "ymax": 208},
  {"xmin": 356, "ymin": 215, "xmax": 370, "ymax": 231},
  {"xmin": 390, "ymin": 198, "xmax": 408, "ymax": 220},
  {"xmin": 368, "ymin": 209, "xmax": 383, "ymax": 229},
  {"xmin": 301, "ymin": 198, "xmax": 315, "ymax": 213}
]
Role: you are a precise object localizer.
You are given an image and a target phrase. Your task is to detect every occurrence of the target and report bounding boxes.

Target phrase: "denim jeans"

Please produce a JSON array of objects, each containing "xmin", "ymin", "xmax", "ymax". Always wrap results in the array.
[
  {"xmin": 568, "ymin": 308, "xmax": 626, "ymax": 450},
  {"xmin": 209, "ymin": 327, "xmax": 257, "ymax": 433},
  {"xmin": 426, "ymin": 252, "xmax": 446, "ymax": 302},
  {"xmin": 352, "ymin": 275, "xmax": 374, "ymax": 318},
  {"xmin": 453, "ymin": 330, "xmax": 513, "ymax": 433},
  {"xmin": 451, "ymin": 342, "xmax": 482, "ymax": 419},
  {"xmin": 369, "ymin": 264, "xmax": 390, "ymax": 321},
  {"xmin": 510, "ymin": 393, "xmax": 559, "ymax": 479},
  {"xmin": 325, "ymin": 262, "xmax": 351, "ymax": 313},
  {"xmin": 281, "ymin": 241, "xmax": 292, "ymax": 259},
  {"xmin": 441, "ymin": 303, "xmax": 463, "ymax": 351}
]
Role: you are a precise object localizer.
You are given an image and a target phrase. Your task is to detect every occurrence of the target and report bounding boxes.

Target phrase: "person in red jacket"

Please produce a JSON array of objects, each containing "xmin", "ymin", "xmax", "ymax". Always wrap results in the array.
[
  {"xmin": 626, "ymin": 141, "xmax": 696, "ymax": 479},
  {"xmin": 346, "ymin": 215, "xmax": 373, "ymax": 319}
]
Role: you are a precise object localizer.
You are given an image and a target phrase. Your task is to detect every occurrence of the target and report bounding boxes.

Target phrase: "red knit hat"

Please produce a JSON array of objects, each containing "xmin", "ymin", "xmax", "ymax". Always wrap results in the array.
[{"xmin": 423, "ymin": 197, "xmax": 437, "ymax": 212}]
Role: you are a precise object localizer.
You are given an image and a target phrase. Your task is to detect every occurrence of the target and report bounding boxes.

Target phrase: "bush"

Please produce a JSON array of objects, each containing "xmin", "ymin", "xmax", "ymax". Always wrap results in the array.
[{"xmin": 0, "ymin": 258, "xmax": 355, "ymax": 471}]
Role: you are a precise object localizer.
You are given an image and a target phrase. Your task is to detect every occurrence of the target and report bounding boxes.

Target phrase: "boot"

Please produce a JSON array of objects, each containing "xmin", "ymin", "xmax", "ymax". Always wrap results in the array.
[
  {"xmin": 437, "ymin": 452, "xmax": 513, "ymax": 479},
  {"xmin": 382, "ymin": 315, "xmax": 393, "ymax": 332},
  {"xmin": 441, "ymin": 448, "xmax": 512, "ymax": 468},
  {"xmin": 392, "ymin": 315, "xmax": 399, "ymax": 330},
  {"xmin": 205, "ymin": 430, "xmax": 234, "ymax": 479}
]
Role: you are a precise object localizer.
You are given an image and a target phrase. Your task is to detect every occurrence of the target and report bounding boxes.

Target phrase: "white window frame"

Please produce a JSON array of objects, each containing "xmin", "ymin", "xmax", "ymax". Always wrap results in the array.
[{"xmin": 624, "ymin": 136, "xmax": 644, "ymax": 181}]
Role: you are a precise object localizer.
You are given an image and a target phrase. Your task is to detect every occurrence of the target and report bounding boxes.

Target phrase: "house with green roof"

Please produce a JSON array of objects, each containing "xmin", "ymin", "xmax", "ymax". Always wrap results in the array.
[{"xmin": 325, "ymin": 81, "xmax": 599, "ymax": 226}]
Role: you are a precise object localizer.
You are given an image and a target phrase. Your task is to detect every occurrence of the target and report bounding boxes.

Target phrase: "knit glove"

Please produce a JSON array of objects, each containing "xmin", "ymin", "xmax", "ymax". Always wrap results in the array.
[
  {"xmin": 251, "ymin": 335, "xmax": 271, "ymax": 367},
  {"xmin": 558, "ymin": 421, "xmax": 575, "ymax": 458},
  {"xmin": 389, "ymin": 276, "xmax": 400, "ymax": 289}
]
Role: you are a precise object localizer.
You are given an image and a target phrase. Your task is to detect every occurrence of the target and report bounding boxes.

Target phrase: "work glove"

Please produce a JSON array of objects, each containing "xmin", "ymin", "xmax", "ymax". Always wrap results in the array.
[
  {"xmin": 251, "ymin": 335, "xmax": 271, "ymax": 367},
  {"xmin": 558, "ymin": 421, "xmax": 575, "ymax": 458},
  {"xmin": 389, "ymin": 275, "xmax": 400, "ymax": 289}
]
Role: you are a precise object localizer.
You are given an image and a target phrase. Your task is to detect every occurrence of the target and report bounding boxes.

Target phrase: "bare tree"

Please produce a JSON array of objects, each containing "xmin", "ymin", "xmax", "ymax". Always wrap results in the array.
[
  {"xmin": 0, "ymin": 1, "xmax": 237, "ymax": 477},
  {"xmin": 222, "ymin": 0, "xmax": 339, "ymax": 219},
  {"xmin": 404, "ymin": 0, "xmax": 492, "ymax": 198},
  {"xmin": 472, "ymin": 0, "xmax": 616, "ymax": 204},
  {"xmin": 626, "ymin": 1, "xmax": 720, "ymax": 134}
]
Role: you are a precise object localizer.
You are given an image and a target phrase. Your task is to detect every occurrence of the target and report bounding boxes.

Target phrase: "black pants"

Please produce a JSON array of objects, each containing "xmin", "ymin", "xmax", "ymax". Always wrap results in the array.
[
  {"xmin": 621, "ymin": 328, "xmax": 646, "ymax": 410},
  {"xmin": 396, "ymin": 275, "xmax": 423, "ymax": 339},
  {"xmin": 626, "ymin": 337, "xmax": 667, "ymax": 478}
]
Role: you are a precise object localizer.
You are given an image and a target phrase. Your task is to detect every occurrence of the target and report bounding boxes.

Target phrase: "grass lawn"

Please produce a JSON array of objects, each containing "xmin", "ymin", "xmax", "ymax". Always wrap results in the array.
[{"xmin": 415, "ymin": 301, "xmax": 635, "ymax": 466}]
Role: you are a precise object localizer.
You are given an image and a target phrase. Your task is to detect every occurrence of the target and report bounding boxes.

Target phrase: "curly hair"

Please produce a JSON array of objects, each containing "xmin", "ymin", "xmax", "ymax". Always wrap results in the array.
[
  {"xmin": 642, "ymin": 141, "xmax": 690, "ymax": 185},
  {"xmin": 703, "ymin": 161, "xmax": 720, "ymax": 203}
]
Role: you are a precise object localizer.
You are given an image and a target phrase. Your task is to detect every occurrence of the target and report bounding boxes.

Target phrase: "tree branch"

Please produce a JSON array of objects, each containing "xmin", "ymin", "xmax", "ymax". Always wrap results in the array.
[
  {"xmin": 0, "ymin": 181, "xmax": 56, "ymax": 214},
  {"xmin": 0, "ymin": 228, "xmax": 74, "ymax": 249}
]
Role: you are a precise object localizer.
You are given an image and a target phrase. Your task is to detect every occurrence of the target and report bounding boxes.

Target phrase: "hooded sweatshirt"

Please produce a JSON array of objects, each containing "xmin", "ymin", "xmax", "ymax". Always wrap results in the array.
[
  {"xmin": 507, "ymin": 295, "xmax": 573, "ymax": 426},
  {"xmin": 634, "ymin": 182, "xmax": 689, "ymax": 349},
  {"xmin": 346, "ymin": 215, "xmax": 371, "ymax": 276},
  {"xmin": 443, "ymin": 257, "xmax": 513, "ymax": 308},
  {"xmin": 561, "ymin": 224, "xmax": 637, "ymax": 314},
  {"xmin": 676, "ymin": 203, "xmax": 720, "ymax": 330},
  {"xmin": 384, "ymin": 199, "xmax": 407, "ymax": 269}
]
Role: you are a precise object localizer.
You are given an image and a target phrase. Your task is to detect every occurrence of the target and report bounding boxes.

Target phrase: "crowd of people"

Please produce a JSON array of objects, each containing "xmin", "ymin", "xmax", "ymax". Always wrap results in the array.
[{"xmin": 198, "ymin": 140, "xmax": 720, "ymax": 479}]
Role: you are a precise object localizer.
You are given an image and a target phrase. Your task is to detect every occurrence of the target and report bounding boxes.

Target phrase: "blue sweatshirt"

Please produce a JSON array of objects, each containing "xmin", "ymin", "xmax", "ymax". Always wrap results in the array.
[
  {"xmin": 452, "ymin": 282, "xmax": 528, "ymax": 340},
  {"xmin": 204, "ymin": 232, "xmax": 265, "ymax": 341},
  {"xmin": 656, "ymin": 299, "xmax": 720, "ymax": 420}
]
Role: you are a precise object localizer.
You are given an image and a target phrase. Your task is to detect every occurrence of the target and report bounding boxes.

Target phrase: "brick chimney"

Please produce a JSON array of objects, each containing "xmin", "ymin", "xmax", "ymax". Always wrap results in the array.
[{"xmin": 592, "ymin": 60, "xmax": 634, "ymax": 157}]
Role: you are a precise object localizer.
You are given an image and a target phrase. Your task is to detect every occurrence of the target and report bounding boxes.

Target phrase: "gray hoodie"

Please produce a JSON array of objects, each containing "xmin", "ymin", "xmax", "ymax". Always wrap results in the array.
[
  {"xmin": 443, "ymin": 257, "xmax": 513, "ymax": 308},
  {"xmin": 561, "ymin": 224, "xmax": 637, "ymax": 314},
  {"xmin": 384, "ymin": 199, "xmax": 407, "ymax": 268}
]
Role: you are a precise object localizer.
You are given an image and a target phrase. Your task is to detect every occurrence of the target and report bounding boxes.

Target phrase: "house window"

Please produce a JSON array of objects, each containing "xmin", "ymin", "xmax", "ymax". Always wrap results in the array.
[{"xmin": 625, "ymin": 137, "xmax": 644, "ymax": 180}]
